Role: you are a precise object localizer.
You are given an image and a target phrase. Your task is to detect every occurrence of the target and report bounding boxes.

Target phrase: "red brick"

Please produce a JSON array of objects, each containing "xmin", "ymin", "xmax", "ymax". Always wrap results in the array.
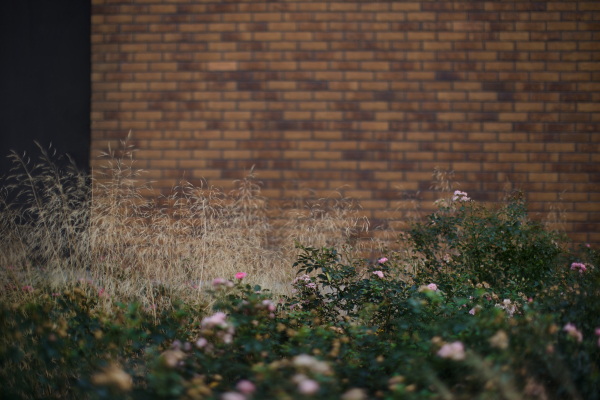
[{"xmin": 90, "ymin": 1, "xmax": 600, "ymax": 246}]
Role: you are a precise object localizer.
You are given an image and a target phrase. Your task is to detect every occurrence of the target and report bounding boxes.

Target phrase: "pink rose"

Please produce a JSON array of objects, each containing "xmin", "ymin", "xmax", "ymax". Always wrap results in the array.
[
  {"xmin": 235, "ymin": 272, "xmax": 247, "ymax": 280},
  {"xmin": 570, "ymin": 262, "xmax": 586, "ymax": 273},
  {"xmin": 298, "ymin": 379, "xmax": 320, "ymax": 395},
  {"xmin": 427, "ymin": 283, "xmax": 437, "ymax": 291},
  {"xmin": 373, "ymin": 271, "xmax": 384, "ymax": 279},
  {"xmin": 378, "ymin": 257, "xmax": 388, "ymax": 264},
  {"xmin": 201, "ymin": 312, "xmax": 228, "ymax": 329},
  {"xmin": 437, "ymin": 341, "xmax": 465, "ymax": 361},
  {"xmin": 452, "ymin": 190, "xmax": 470, "ymax": 202},
  {"xmin": 213, "ymin": 278, "xmax": 226, "ymax": 286},
  {"xmin": 563, "ymin": 323, "xmax": 583, "ymax": 342},
  {"xmin": 262, "ymin": 299, "xmax": 276, "ymax": 312},
  {"xmin": 469, "ymin": 305, "xmax": 482, "ymax": 315},
  {"xmin": 236, "ymin": 380, "xmax": 256, "ymax": 395}
]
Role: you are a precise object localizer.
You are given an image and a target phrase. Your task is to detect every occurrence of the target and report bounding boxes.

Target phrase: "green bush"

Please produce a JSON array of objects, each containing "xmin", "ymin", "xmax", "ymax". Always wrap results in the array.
[
  {"xmin": 406, "ymin": 191, "xmax": 565, "ymax": 295},
  {"xmin": 1, "ymin": 192, "xmax": 599, "ymax": 400}
]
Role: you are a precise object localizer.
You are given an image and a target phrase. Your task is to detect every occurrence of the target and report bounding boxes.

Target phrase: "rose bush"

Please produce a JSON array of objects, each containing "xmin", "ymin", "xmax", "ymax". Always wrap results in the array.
[{"xmin": 1, "ymin": 192, "xmax": 599, "ymax": 399}]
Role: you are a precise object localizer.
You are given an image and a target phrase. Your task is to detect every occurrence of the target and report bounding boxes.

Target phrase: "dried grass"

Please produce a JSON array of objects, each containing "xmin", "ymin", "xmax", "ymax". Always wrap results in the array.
[
  {"xmin": 542, "ymin": 191, "xmax": 568, "ymax": 234},
  {"xmin": 0, "ymin": 136, "xmax": 567, "ymax": 312},
  {"xmin": 0, "ymin": 136, "xmax": 383, "ymax": 312}
]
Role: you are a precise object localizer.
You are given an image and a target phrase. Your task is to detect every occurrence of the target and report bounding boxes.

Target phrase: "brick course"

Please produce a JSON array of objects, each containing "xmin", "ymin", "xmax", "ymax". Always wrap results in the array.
[{"xmin": 91, "ymin": 0, "xmax": 600, "ymax": 244}]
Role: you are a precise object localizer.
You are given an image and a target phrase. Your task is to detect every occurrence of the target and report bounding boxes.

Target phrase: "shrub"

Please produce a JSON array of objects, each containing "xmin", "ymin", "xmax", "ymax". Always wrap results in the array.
[
  {"xmin": 404, "ymin": 191, "xmax": 567, "ymax": 295},
  {"xmin": 1, "ymin": 188, "xmax": 599, "ymax": 399}
]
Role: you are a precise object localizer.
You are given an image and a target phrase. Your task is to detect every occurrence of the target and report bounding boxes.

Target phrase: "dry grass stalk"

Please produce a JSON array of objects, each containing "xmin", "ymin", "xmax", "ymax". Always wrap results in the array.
[
  {"xmin": 542, "ymin": 192, "xmax": 568, "ymax": 234},
  {"xmin": 0, "ymin": 137, "xmax": 391, "ymax": 312},
  {"xmin": 0, "ymin": 138, "xmax": 487, "ymax": 313}
]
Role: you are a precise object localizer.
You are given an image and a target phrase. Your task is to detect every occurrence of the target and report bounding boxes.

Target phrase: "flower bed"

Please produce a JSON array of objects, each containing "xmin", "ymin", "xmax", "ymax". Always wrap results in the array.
[{"xmin": 1, "ymin": 192, "xmax": 599, "ymax": 399}]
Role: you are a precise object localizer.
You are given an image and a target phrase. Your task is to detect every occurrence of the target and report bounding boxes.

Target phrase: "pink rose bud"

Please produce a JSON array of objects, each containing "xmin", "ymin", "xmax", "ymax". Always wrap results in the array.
[{"xmin": 235, "ymin": 272, "xmax": 247, "ymax": 280}]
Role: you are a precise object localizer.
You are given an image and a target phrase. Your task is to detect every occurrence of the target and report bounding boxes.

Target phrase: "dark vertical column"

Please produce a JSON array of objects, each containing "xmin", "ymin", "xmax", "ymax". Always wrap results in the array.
[{"xmin": 0, "ymin": 0, "xmax": 91, "ymax": 179}]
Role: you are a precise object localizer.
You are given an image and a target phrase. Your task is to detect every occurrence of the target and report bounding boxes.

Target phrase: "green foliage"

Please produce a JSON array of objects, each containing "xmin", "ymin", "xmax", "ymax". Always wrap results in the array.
[
  {"xmin": 0, "ymin": 282, "xmax": 197, "ymax": 400},
  {"xmin": 1, "ymin": 193, "xmax": 599, "ymax": 399},
  {"xmin": 407, "ymin": 191, "xmax": 566, "ymax": 295}
]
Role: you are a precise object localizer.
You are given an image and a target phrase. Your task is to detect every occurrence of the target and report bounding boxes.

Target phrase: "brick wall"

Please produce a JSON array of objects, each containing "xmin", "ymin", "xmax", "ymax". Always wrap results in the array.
[{"xmin": 91, "ymin": 0, "xmax": 600, "ymax": 244}]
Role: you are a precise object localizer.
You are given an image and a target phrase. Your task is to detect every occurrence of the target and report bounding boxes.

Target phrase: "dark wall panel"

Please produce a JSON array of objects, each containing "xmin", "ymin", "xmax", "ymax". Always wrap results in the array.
[{"xmin": 0, "ymin": 0, "xmax": 90, "ymax": 179}]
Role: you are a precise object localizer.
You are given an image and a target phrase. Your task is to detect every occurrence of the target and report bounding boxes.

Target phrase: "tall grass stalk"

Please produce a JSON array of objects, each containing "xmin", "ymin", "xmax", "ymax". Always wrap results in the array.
[
  {"xmin": 0, "ymin": 136, "xmax": 567, "ymax": 313},
  {"xmin": 0, "ymin": 137, "xmax": 382, "ymax": 312}
]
